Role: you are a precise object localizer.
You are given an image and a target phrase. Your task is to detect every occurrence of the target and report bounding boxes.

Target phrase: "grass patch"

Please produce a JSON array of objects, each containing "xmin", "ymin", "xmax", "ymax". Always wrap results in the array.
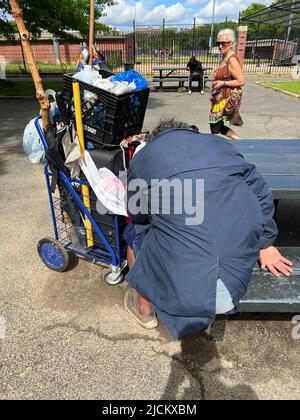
[
  {"xmin": 6, "ymin": 62, "xmax": 122, "ymax": 75},
  {"xmin": 6, "ymin": 63, "xmax": 76, "ymax": 75},
  {"xmin": 0, "ymin": 80, "xmax": 63, "ymax": 97},
  {"xmin": 260, "ymin": 81, "xmax": 300, "ymax": 96}
]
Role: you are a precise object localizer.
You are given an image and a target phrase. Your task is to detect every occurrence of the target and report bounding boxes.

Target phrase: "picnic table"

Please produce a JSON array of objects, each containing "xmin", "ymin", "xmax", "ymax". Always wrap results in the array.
[
  {"xmin": 233, "ymin": 139, "xmax": 300, "ymax": 312},
  {"xmin": 235, "ymin": 140, "xmax": 300, "ymax": 200},
  {"xmin": 152, "ymin": 66, "xmax": 213, "ymax": 89}
]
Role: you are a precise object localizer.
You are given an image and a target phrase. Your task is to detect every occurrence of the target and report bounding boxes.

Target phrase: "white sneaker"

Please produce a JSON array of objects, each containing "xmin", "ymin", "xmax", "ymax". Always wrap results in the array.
[
  {"xmin": 188, "ymin": 90, "xmax": 192, "ymax": 95},
  {"xmin": 200, "ymin": 90, "xmax": 204, "ymax": 95}
]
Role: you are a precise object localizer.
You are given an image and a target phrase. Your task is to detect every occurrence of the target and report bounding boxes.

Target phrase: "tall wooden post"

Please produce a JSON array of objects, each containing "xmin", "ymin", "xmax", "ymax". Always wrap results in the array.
[
  {"xmin": 9, "ymin": 0, "xmax": 50, "ymax": 131},
  {"xmin": 89, "ymin": 0, "xmax": 95, "ymax": 65}
]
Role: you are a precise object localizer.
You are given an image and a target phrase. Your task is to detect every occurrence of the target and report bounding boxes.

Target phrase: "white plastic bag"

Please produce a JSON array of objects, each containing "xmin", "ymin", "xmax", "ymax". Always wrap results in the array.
[
  {"xmin": 112, "ymin": 81, "xmax": 136, "ymax": 95},
  {"xmin": 73, "ymin": 65, "xmax": 101, "ymax": 85},
  {"xmin": 79, "ymin": 151, "xmax": 128, "ymax": 216},
  {"xmin": 23, "ymin": 118, "xmax": 45, "ymax": 164},
  {"xmin": 73, "ymin": 65, "xmax": 100, "ymax": 103}
]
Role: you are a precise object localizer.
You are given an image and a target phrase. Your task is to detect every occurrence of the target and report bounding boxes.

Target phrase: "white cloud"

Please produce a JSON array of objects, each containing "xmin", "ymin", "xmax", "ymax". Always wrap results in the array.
[
  {"xmin": 185, "ymin": 0, "xmax": 208, "ymax": 5},
  {"xmin": 102, "ymin": 1, "xmax": 188, "ymax": 27},
  {"xmin": 102, "ymin": 0, "xmax": 273, "ymax": 28},
  {"xmin": 195, "ymin": 0, "xmax": 271, "ymax": 23}
]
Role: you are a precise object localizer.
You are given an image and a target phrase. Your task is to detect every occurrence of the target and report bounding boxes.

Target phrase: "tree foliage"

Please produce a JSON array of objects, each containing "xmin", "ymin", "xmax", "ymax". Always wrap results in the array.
[
  {"xmin": 240, "ymin": 2, "xmax": 266, "ymax": 18},
  {"xmin": 240, "ymin": 2, "xmax": 300, "ymax": 40},
  {"xmin": 0, "ymin": 0, "xmax": 115, "ymax": 40},
  {"xmin": 136, "ymin": 21, "xmax": 239, "ymax": 53}
]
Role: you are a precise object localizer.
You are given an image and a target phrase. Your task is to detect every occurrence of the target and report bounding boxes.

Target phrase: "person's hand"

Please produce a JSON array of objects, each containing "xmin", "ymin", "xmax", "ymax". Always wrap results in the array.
[
  {"xmin": 259, "ymin": 246, "xmax": 293, "ymax": 278},
  {"xmin": 212, "ymin": 80, "xmax": 225, "ymax": 90}
]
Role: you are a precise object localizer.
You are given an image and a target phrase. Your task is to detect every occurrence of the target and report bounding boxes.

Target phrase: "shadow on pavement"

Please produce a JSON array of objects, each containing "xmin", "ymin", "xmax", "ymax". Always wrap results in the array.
[
  {"xmin": 0, "ymin": 156, "xmax": 7, "ymax": 177},
  {"xmin": 161, "ymin": 330, "xmax": 258, "ymax": 400},
  {"xmin": 145, "ymin": 94, "xmax": 167, "ymax": 110}
]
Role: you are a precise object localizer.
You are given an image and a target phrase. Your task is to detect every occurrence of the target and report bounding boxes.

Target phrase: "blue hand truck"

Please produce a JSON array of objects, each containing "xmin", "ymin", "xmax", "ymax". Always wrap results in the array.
[{"xmin": 35, "ymin": 117, "xmax": 127, "ymax": 285}]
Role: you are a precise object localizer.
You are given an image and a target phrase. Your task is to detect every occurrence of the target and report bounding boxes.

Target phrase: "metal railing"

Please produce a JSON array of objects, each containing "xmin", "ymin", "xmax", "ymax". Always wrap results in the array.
[{"xmin": 133, "ymin": 23, "xmax": 300, "ymax": 75}]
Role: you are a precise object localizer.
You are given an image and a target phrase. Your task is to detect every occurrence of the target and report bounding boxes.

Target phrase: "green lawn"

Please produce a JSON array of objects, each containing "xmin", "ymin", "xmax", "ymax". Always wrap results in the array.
[
  {"xmin": 260, "ymin": 81, "xmax": 300, "ymax": 96},
  {"xmin": 6, "ymin": 63, "xmax": 76, "ymax": 75},
  {"xmin": 6, "ymin": 62, "xmax": 120, "ymax": 74},
  {"xmin": 0, "ymin": 80, "xmax": 63, "ymax": 97}
]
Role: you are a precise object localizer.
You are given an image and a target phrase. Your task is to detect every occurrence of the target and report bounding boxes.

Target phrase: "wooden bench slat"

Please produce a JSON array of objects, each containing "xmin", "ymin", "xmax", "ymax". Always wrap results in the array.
[
  {"xmin": 261, "ymin": 176, "xmax": 300, "ymax": 199},
  {"xmin": 241, "ymin": 153, "xmax": 300, "ymax": 163},
  {"xmin": 153, "ymin": 75, "xmax": 188, "ymax": 79},
  {"xmin": 152, "ymin": 78, "xmax": 188, "ymax": 82},
  {"xmin": 250, "ymin": 163, "xmax": 300, "ymax": 174},
  {"xmin": 234, "ymin": 140, "xmax": 300, "ymax": 146},
  {"xmin": 240, "ymin": 247, "xmax": 300, "ymax": 312},
  {"xmin": 233, "ymin": 140, "xmax": 300, "ymax": 199}
]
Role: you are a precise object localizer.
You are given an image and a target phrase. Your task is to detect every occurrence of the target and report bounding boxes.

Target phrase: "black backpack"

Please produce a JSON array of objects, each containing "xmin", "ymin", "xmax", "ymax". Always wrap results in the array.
[
  {"xmin": 44, "ymin": 123, "xmax": 85, "ymax": 227},
  {"xmin": 44, "ymin": 123, "xmax": 71, "ymax": 193}
]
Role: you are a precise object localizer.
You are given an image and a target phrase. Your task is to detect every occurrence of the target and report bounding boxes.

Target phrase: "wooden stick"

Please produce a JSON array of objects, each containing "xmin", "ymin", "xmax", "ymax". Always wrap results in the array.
[
  {"xmin": 9, "ymin": 0, "xmax": 51, "ymax": 131},
  {"xmin": 88, "ymin": 0, "xmax": 95, "ymax": 66}
]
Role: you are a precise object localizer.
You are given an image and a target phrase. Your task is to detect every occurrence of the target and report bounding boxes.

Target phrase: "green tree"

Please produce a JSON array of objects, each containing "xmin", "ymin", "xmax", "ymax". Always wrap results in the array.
[
  {"xmin": 240, "ymin": 2, "xmax": 268, "ymax": 39},
  {"xmin": 240, "ymin": 2, "xmax": 291, "ymax": 40},
  {"xmin": 0, "ymin": 0, "xmax": 116, "ymax": 40},
  {"xmin": 240, "ymin": 2, "xmax": 266, "ymax": 18}
]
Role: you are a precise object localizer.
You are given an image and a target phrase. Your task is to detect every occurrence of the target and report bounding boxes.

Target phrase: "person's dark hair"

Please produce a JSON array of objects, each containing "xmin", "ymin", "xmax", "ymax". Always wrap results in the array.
[{"xmin": 150, "ymin": 118, "xmax": 199, "ymax": 140}]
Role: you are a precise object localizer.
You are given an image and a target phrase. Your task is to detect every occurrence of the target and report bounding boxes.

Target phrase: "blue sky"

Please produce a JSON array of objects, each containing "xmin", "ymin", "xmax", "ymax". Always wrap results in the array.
[{"xmin": 101, "ymin": 0, "xmax": 272, "ymax": 28}]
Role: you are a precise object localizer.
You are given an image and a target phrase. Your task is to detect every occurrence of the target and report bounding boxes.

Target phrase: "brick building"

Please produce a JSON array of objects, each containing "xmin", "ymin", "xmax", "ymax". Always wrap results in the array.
[{"xmin": 0, "ymin": 31, "xmax": 135, "ymax": 65}]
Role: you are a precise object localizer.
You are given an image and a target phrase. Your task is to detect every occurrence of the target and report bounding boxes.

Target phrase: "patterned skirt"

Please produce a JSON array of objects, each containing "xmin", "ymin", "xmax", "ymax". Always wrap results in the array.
[{"xmin": 209, "ymin": 87, "xmax": 243, "ymax": 126}]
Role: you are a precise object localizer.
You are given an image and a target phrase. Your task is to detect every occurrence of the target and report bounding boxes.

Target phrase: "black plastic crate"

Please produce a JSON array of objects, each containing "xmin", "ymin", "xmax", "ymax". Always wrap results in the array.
[
  {"xmin": 78, "ymin": 187, "xmax": 127, "ymax": 254},
  {"xmin": 90, "ymin": 212, "xmax": 127, "ymax": 254},
  {"xmin": 63, "ymin": 73, "xmax": 150, "ymax": 146}
]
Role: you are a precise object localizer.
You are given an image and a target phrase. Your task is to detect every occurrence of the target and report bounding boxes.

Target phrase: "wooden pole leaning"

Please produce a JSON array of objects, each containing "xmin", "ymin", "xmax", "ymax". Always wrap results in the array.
[
  {"xmin": 88, "ymin": 0, "xmax": 95, "ymax": 66},
  {"xmin": 9, "ymin": 0, "xmax": 51, "ymax": 131},
  {"xmin": 72, "ymin": 81, "xmax": 94, "ymax": 247}
]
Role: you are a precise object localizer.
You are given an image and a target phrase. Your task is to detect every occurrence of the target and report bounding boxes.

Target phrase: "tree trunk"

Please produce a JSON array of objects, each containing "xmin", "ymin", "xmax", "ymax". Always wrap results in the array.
[
  {"xmin": 89, "ymin": 0, "xmax": 95, "ymax": 65},
  {"xmin": 9, "ymin": 0, "xmax": 51, "ymax": 131}
]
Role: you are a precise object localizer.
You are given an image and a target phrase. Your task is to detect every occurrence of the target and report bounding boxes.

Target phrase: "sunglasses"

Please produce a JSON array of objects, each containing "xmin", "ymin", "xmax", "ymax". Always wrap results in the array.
[{"xmin": 216, "ymin": 41, "xmax": 232, "ymax": 46}]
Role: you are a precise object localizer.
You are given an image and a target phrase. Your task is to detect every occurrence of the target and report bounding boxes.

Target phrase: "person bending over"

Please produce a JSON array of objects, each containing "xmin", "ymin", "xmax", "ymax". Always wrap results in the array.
[{"xmin": 123, "ymin": 118, "xmax": 293, "ymax": 339}]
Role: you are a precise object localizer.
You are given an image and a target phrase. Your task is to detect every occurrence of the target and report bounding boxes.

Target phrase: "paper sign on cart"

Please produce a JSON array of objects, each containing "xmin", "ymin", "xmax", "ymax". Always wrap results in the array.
[{"xmin": 79, "ymin": 151, "xmax": 128, "ymax": 216}]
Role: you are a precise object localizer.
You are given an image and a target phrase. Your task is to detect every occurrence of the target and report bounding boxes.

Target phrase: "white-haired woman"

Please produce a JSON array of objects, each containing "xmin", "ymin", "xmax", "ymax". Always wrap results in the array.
[{"xmin": 209, "ymin": 28, "xmax": 245, "ymax": 140}]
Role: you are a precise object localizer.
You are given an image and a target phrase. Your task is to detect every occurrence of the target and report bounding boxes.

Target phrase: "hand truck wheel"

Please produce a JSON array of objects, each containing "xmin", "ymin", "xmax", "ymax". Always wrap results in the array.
[
  {"xmin": 37, "ymin": 237, "xmax": 70, "ymax": 272},
  {"xmin": 104, "ymin": 267, "xmax": 124, "ymax": 285}
]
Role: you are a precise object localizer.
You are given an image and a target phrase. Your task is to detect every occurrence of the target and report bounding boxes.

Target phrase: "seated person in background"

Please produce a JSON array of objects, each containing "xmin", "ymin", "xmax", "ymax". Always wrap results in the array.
[
  {"xmin": 187, "ymin": 56, "xmax": 204, "ymax": 95},
  {"xmin": 123, "ymin": 118, "xmax": 293, "ymax": 340}
]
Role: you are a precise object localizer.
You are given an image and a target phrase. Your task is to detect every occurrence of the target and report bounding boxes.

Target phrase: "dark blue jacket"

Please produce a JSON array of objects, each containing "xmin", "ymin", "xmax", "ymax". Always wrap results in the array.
[{"xmin": 126, "ymin": 129, "xmax": 278, "ymax": 339}]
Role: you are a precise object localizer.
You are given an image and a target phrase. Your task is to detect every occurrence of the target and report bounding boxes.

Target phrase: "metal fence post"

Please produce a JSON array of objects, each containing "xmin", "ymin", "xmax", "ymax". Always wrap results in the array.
[
  {"xmin": 162, "ymin": 18, "xmax": 166, "ymax": 52},
  {"xmin": 192, "ymin": 17, "xmax": 196, "ymax": 54}
]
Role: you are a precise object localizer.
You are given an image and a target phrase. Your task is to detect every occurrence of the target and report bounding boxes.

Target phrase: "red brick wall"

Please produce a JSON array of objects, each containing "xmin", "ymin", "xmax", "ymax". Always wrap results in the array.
[
  {"xmin": 59, "ymin": 43, "xmax": 81, "ymax": 64},
  {"xmin": 237, "ymin": 26, "xmax": 248, "ymax": 68},
  {"xmin": 0, "ymin": 36, "xmax": 135, "ymax": 65},
  {"xmin": 0, "ymin": 41, "xmax": 61, "ymax": 64},
  {"xmin": 0, "ymin": 43, "xmax": 24, "ymax": 63}
]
